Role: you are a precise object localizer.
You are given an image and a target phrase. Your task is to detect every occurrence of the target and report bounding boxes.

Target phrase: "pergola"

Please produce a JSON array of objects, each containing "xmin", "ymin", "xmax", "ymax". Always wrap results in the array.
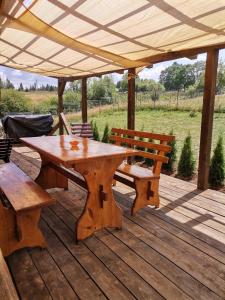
[{"xmin": 1, "ymin": 0, "xmax": 225, "ymax": 190}]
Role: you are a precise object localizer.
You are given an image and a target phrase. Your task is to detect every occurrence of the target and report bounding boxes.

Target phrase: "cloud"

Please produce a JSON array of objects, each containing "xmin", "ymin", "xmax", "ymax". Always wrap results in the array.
[{"xmin": 11, "ymin": 70, "xmax": 23, "ymax": 77}]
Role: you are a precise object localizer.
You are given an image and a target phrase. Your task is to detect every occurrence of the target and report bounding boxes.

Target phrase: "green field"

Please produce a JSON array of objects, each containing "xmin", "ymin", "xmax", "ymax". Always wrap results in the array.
[{"xmin": 68, "ymin": 108, "xmax": 225, "ymax": 164}]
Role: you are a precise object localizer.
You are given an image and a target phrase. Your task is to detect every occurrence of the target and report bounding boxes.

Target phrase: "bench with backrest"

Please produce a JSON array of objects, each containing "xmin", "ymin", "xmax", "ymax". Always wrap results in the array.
[
  {"xmin": 110, "ymin": 128, "xmax": 175, "ymax": 215},
  {"xmin": 0, "ymin": 139, "xmax": 13, "ymax": 163},
  {"xmin": 60, "ymin": 112, "xmax": 93, "ymax": 138},
  {"xmin": 0, "ymin": 248, "xmax": 19, "ymax": 299},
  {"xmin": 0, "ymin": 162, "xmax": 55, "ymax": 257}
]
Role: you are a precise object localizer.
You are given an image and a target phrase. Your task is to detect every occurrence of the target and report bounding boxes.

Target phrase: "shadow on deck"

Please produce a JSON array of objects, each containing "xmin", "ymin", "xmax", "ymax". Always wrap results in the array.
[{"xmin": 6, "ymin": 146, "xmax": 225, "ymax": 300}]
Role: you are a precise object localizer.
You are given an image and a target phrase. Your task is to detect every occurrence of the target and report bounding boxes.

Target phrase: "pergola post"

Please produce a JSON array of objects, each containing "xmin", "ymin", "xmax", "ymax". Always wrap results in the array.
[
  {"xmin": 127, "ymin": 68, "xmax": 136, "ymax": 130},
  {"xmin": 197, "ymin": 49, "xmax": 219, "ymax": 190},
  {"xmin": 58, "ymin": 78, "xmax": 66, "ymax": 135},
  {"xmin": 81, "ymin": 77, "xmax": 87, "ymax": 123}
]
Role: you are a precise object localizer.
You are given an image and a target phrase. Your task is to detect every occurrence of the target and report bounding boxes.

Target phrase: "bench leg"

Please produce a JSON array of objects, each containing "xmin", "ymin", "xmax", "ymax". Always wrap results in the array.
[
  {"xmin": 36, "ymin": 155, "xmax": 68, "ymax": 190},
  {"xmin": 132, "ymin": 179, "xmax": 160, "ymax": 216},
  {"xmin": 74, "ymin": 158, "xmax": 123, "ymax": 241},
  {"xmin": 0, "ymin": 204, "xmax": 46, "ymax": 257}
]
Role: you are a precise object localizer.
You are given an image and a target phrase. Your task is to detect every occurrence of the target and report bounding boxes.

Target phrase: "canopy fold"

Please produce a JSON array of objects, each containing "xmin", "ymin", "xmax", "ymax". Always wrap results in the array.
[{"xmin": 1, "ymin": 0, "xmax": 225, "ymax": 78}]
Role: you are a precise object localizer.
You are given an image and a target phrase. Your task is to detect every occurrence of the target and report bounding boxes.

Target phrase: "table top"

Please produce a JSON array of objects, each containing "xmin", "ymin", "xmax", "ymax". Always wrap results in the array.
[{"xmin": 21, "ymin": 135, "xmax": 139, "ymax": 166}]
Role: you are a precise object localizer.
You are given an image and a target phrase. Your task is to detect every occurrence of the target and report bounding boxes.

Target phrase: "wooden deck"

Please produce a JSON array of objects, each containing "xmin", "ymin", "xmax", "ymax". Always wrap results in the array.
[{"xmin": 5, "ymin": 146, "xmax": 225, "ymax": 300}]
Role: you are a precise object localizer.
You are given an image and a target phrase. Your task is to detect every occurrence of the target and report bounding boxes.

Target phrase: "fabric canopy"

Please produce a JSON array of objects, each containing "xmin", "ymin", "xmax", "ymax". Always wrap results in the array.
[{"xmin": 1, "ymin": 0, "xmax": 225, "ymax": 78}]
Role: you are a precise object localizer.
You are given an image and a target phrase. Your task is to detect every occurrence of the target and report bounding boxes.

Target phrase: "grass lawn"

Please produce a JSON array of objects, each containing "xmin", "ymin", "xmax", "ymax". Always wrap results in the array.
[{"xmin": 70, "ymin": 109, "xmax": 225, "ymax": 163}]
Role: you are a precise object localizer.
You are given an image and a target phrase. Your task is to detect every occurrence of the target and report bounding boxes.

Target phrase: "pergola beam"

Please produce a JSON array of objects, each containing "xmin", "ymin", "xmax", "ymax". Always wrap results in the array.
[
  {"xmin": 127, "ymin": 68, "xmax": 136, "ymax": 130},
  {"xmin": 197, "ymin": 49, "xmax": 219, "ymax": 190},
  {"xmin": 58, "ymin": 78, "xmax": 66, "ymax": 135},
  {"xmin": 81, "ymin": 78, "xmax": 87, "ymax": 123}
]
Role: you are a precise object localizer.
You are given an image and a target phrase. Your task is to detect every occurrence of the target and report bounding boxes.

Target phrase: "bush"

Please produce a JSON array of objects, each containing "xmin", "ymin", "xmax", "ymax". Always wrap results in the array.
[
  {"xmin": 209, "ymin": 136, "xmax": 225, "ymax": 188},
  {"xmin": 145, "ymin": 138, "xmax": 155, "ymax": 167},
  {"xmin": 102, "ymin": 123, "xmax": 110, "ymax": 143},
  {"xmin": 92, "ymin": 121, "xmax": 100, "ymax": 141},
  {"xmin": 162, "ymin": 130, "xmax": 177, "ymax": 173},
  {"xmin": 0, "ymin": 89, "xmax": 31, "ymax": 115},
  {"xmin": 178, "ymin": 134, "xmax": 195, "ymax": 177}
]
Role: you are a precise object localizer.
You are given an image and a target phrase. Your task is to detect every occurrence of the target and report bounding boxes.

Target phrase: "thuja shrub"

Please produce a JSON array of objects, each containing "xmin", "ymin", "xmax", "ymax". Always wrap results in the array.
[
  {"xmin": 162, "ymin": 130, "xmax": 177, "ymax": 173},
  {"xmin": 92, "ymin": 121, "xmax": 100, "ymax": 141},
  {"xmin": 102, "ymin": 123, "xmax": 110, "ymax": 143},
  {"xmin": 177, "ymin": 134, "xmax": 195, "ymax": 178},
  {"xmin": 145, "ymin": 138, "xmax": 155, "ymax": 167},
  {"xmin": 209, "ymin": 136, "xmax": 225, "ymax": 188}
]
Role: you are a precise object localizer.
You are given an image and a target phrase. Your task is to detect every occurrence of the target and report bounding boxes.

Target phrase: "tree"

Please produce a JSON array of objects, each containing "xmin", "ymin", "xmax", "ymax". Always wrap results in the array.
[
  {"xmin": 216, "ymin": 61, "xmax": 225, "ymax": 94},
  {"xmin": 209, "ymin": 136, "xmax": 224, "ymax": 188},
  {"xmin": 5, "ymin": 78, "xmax": 14, "ymax": 89},
  {"xmin": 89, "ymin": 76, "xmax": 115, "ymax": 103},
  {"xmin": 18, "ymin": 83, "xmax": 24, "ymax": 91},
  {"xmin": 159, "ymin": 62, "xmax": 195, "ymax": 103},
  {"xmin": 162, "ymin": 130, "xmax": 177, "ymax": 173},
  {"xmin": 102, "ymin": 123, "xmax": 110, "ymax": 143},
  {"xmin": 177, "ymin": 134, "xmax": 195, "ymax": 178}
]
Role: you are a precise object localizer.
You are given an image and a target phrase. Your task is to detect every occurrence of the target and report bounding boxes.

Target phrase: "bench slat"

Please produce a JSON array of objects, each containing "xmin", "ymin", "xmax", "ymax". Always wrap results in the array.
[
  {"xmin": 0, "ymin": 163, "xmax": 54, "ymax": 212},
  {"xmin": 117, "ymin": 163, "xmax": 160, "ymax": 180},
  {"xmin": 111, "ymin": 128, "xmax": 175, "ymax": 142},
  {"xmin": 110, "ymin": 135, "xmax": 171, "ymax": 152}
]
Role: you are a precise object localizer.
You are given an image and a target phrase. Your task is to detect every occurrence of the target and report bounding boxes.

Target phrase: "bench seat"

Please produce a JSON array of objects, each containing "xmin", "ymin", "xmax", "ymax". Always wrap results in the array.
[
  {"xmin": 117, "ymin": 162, "xmax": 160, "ymax": 180},
  {"xmin": 0, "ymin": 163, "xmax": 55, "ymax": 257}
]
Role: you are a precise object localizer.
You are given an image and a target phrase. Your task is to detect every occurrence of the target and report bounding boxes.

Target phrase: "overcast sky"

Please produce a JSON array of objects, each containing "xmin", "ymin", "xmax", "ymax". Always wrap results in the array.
[{"xmin": 1, "ymin": 50, "xmax": 225, "ymax": 89}]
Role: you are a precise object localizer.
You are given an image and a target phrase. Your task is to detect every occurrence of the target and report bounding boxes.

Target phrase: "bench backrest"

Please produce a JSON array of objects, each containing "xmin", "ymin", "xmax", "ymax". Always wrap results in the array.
[
  {"xmin": 59, "ymin": 112, "xmax": 93, "ymax": 138},
  {"xmin": 0, "ymin": 139, "xmax": 13, "ymax": 163},
  {"xmin": 70, "ymin": 123, "xmax": 93, "ymax": 138},
  {"xmin": 110, "ymin": 128, "xmax": 175, "ymax": 176}
]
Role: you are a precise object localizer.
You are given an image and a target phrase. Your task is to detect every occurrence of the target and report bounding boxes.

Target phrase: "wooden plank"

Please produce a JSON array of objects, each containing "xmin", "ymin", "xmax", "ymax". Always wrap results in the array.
[
  {"xmin": 60, "ymin": 112, "xmax": 72, "ymax": 135},
  {"xmin": 58, "ymin": 78, "xmax": 66, "ymax": 135},
  {"xmin": 117, "ymin": 163, "xmax": 159, "ymax": 180},
  {"xmin": 116, "ymin": 204, "xmax": 225, "ymax": 298},
  {"xmin": 42, "ymin": 206, "xmax": 136, "ymax": 300},
  {"xmin": 111, "ymin": 128, "xmax": 175, "ymax": 142},
  {"xmin": 50, "ymin": 196, "xmax": 163, "ymax": 300},
  {"xmin": 110, "ymin": 135, "xmax": 171, "ymax": 152},
  {"xmin": 127, "ymin": 68, "xmax": 135, "ymax": 130},
  {"xmin": 51, "ymin": 195, "xmax": 189, "ymax": 300},
  {"xmin": 0, "ymin": 249, "xmax": 19, "ymax": 300},
  {"xmin": 81, "ymin": 77, "xmax": 87, "ymax": 123},
  {"xmin": 57, "ymin": 188, "xmax": 218, "ymax": 300},
  {"xmin": 0, "ymin": 163, "xmax": 54, "ymax": 212},
  {"xmin": 29, "ymin": 247, "xmax": 78, "ymax": 299},
  {"xmin": 7, "ymin": 249, "xmax": 51, "ymax": 300},
  {"xmin": 198, "ymin": 49, "xmax": 219, "ymax": 190},
  {"xmin": 39, "ymin": 219, "xmax": 107, "ymax": 299}
]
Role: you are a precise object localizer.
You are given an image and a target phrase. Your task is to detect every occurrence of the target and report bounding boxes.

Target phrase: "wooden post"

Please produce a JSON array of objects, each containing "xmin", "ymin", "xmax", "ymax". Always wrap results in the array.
[
  {"xmin": 82, "ymin": 77, "xmax": 87, "ymax": 123},
  {"xmin": 58, "ymin": 78, "xmax": 66, "ymax": 135},
  {"xmin": 127, "ymin": 68, "xmax": 136, "ymax": 130},
  {"xmin": 197, "ymin": 49, "xmax": 219, "ymax": 190}
]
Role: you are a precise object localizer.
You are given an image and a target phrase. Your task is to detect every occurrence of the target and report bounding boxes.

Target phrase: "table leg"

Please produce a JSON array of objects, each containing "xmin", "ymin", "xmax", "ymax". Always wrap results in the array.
[
  {"xmin": 36, "ymin": 155, "xmax": 68, "ymax": 190},
  {"xmin": 74, "ymin": 157, "xmax": 123, "ymax": 241}
]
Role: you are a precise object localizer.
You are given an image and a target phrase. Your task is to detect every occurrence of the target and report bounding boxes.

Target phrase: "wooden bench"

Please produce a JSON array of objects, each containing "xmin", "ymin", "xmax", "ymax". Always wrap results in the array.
[
  {"xmin": 110, "ymin": 128, "xmax": 175, "ymax": 215},
  {"xmin": 0, "ymin": 249, "xmax": 19, "ymax": 299},
  {"xmin": 0, "ymin": 139, "xmax": 13, "ymax": 163},
  {"xmin": 0, "ymin": 163, "xmax": 55, "ymax": 257},
  {"xmin": 60, "ymin": 112, "xmax": 93, "ymax": 138}
]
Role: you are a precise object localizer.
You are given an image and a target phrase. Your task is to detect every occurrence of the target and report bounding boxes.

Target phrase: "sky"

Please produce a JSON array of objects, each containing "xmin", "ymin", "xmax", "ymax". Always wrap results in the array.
[{"xmin": 1, "ymin": 50, "xmax": 225, "ymax": 89}]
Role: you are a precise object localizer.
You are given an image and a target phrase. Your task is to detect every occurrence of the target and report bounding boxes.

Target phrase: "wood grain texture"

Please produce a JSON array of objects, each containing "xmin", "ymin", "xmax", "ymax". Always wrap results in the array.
[
  {"xmin": 0, "ymin": 249, "xmax": 19, "ymax": 300},
  {"xmin": 198, "ymin": 49, "xmax": 219, "ymax": 190},
  {"xmin": 7, "ymin": 147, "xmax": 225, "ymax": 300}
]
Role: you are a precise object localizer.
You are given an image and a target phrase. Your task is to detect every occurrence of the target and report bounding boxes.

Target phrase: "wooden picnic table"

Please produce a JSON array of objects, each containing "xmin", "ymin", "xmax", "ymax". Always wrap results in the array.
[{"xmin": 21, "ymin": 135, "xmax": 138, "ymax": 241}]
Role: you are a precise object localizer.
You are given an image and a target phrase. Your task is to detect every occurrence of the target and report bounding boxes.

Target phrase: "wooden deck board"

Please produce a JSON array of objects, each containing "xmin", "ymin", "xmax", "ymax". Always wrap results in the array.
[{"xmin": 5, "ymin": 147, "xmax": 225, "ymax": 299}]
